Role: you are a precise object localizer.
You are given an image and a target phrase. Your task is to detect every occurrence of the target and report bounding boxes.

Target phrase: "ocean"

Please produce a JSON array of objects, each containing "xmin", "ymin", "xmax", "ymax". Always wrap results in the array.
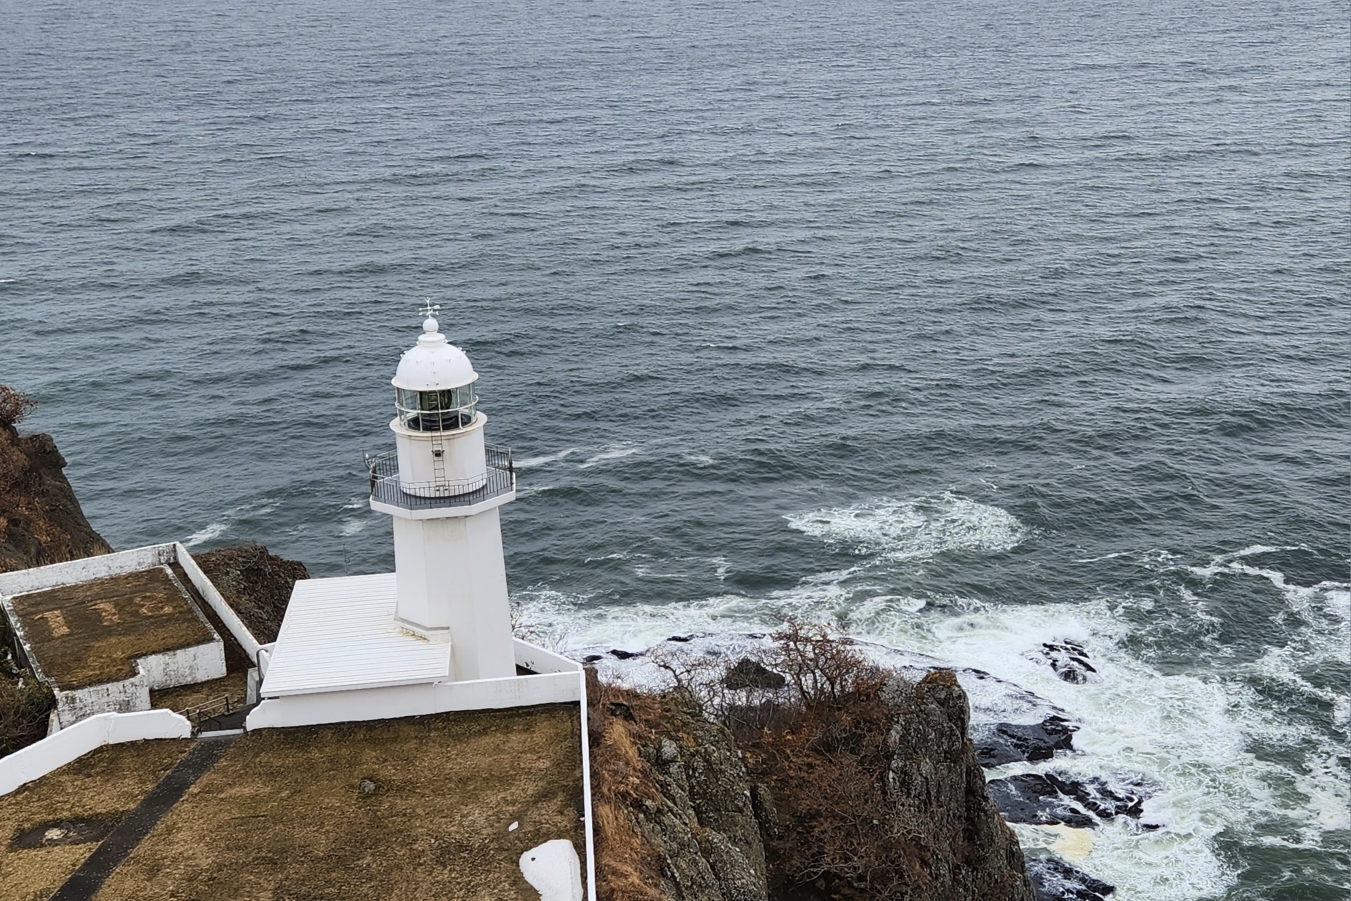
[{"xmin": 1, "ymin": 0, "xmax": 1347, "ymax": 897}]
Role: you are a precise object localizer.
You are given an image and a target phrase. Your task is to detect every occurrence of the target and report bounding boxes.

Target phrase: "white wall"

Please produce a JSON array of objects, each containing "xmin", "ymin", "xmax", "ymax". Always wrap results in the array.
[
  {"xmin": 514, "ymin": 639, "xmax": 583, "ymax": 675},
  {"xmin": 0, "ymin": 544, "xmax": 174, "ymax": 597},
  {"xmin": 0, "ymin": 709, "xmax": 191, "ymax": 797},
  {"xmin": 246, "ymin": 670, "xmax": 583, "ymax": 730},
  {"xmin": 54, "ymin": 675, "xmax": 149, "ymax": 727},
  {"xmin": 174, "ymin": 542, "xmax": 264, "ymax": 660},
  {"xmin": 137, "ymin": 639, "xmax": 226, "ymax": 691}
]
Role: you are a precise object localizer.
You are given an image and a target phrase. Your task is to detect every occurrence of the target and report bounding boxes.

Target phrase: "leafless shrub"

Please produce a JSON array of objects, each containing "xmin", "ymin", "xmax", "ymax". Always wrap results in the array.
[
  {"xmin": 0, "ymin": 386, "xmax": 35, "ymax": 430},
  {"xmin": 509, "ymin": 601, "xmax": 571, "ymax": 654},
  {"xmin": 760, "ymin": 617, "xmax": 884, "ymax": 710}
]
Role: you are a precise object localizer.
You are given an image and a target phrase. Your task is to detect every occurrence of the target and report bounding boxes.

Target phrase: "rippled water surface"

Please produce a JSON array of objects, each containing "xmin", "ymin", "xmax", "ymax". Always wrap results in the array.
[{"xmin": 2, "ymin": 0, "xmax": 1347, "ymax": 897}]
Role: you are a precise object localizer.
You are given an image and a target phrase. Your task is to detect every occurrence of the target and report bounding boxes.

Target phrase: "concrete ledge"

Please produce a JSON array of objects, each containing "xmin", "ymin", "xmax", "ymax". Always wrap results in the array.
[
  {"xmin": 246, "ymin": 671, "xmax": 583, "ymax": 730},
  {"xmin": 514, "ymin": 639, "xmax": 583, "ymax": 675},
  {"xmin": 0, "ymin": 545, "xmax": 176, "ymax": 597},
  {"xmin": 0, "ymin": 709, "xmax": 191, "ymax": 797}
]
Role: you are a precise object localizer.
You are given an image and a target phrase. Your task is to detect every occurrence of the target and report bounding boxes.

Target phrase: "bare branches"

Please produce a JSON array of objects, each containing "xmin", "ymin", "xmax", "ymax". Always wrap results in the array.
[{"xmin": 0, "ymin": 386, "xmax": 35, "ymax": 430}]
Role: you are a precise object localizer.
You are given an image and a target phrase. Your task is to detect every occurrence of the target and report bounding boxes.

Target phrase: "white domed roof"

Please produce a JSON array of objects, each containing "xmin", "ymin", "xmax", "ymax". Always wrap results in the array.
[{"xmin": 392, "ymin": 316, "xmax": 478, "ymax": 391}]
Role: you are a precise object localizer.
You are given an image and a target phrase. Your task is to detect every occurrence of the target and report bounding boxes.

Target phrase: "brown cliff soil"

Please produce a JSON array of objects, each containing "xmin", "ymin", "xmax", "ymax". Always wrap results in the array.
[
  {"xmin": 192, "ymin": 544, "xmax": 308, "ymax": 644},
  {"xmin": 0, "ymin": 387, "xmax": 112, "ymax": 575}
]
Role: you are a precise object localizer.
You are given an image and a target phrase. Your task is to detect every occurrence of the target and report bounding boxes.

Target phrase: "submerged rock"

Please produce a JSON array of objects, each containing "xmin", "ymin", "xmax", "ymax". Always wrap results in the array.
[
  {"xmin": 987, "ymin": 774, "xmax": 1096, "ymax": 829},
  {"xmin": 1030, "ymin": 641, "xmax": 1099, "ymax": 684},
  {"xmin": 986, "ymin": 772, "xmax": 1150, "ymax": 828},
  {"xmin": 975, "ymin": 716, "xmax": 1079, "ymax": 767},
  {"xmin": 1026, "ymin": 856, "xmax": 1115, "ymax": 901}
]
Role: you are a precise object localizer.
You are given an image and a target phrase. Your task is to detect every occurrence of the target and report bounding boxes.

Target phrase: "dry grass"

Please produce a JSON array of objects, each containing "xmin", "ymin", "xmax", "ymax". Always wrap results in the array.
[
  {"xmin": 585, "ymin": 678, "xmax": 668, "ymax": 901},
  {"xmin": 95, "ymin": 704, "xmax": 585, "ymax": 901},
  {"xmin": 0, "ymin": 739, "xmax": 191, "ymax": 901},
  {"xmin": 11, "ymin": 568, "xmax": 215, "ymax": 689}
]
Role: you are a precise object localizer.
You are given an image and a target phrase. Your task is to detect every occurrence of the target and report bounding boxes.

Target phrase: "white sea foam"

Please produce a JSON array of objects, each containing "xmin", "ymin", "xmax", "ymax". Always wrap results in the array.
[
  {"xmin": 578, "ymin": 444, "xmax": 640, "ymax": 469},
  {"xmin": 338, "ymin": 518, "xmax": 368, "ymax": 537},
  {"xmin": 514, "ymin": 448, "xmax": 579, "ymax": 470},
  {"xmin": 786, "ymin": 492, "xmax": 1028, "ymax": 560},
  {"xmin": 182, "ymin": 499, "xmax": 281, "ymax": 547},
  {"xmin": 511, "ymin": 501, "xmax": 1349, "ymax": 900}
]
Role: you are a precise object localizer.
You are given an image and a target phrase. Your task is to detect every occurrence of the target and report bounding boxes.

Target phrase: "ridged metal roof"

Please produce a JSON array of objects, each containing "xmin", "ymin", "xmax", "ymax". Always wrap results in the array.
[{"xmin": 260, "ymin": 573, "xmax": 451, "ymax": 697}]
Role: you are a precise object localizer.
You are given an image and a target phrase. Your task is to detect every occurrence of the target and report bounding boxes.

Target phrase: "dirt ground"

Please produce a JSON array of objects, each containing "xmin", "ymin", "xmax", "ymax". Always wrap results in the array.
[
  {"xmin": 11, "ymin": 568, "xmax": 215, "ymax": 689},
  {"xmin": 96, "ymin": 704, "xmax": 586, "ymax": 901},
  {"xmin": 0, "ymin": 739, "xmax": 191, "ymax": 901},
  {"xmin": 149, "ymin": 671, "xmax": 249, "ymax": 716}
]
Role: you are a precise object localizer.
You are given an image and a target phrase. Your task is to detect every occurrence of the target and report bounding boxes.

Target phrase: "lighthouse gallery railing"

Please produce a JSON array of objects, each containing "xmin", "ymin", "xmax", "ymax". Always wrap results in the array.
[{"xmin": 364, "ymin": 444, "xmax": 515, "ymax": 511}]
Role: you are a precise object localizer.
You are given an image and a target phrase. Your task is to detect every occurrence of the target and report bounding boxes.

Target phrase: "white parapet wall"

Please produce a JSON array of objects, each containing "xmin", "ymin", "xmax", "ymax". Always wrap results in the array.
[
  {"xmin": 514, "ymin": 639, "xmax": 583, "ymax": 675},
  {"xmin": 173, "ymin": 541, "xmax": 264, "ymax": 660},
  {"xmin": 246, "ymin": 669, "xmax": 584, "ymax": 730},
  {"xmin": 0, "ymin": 543, "xmax": 232, "ymax": 729},
  {"xmin": 0, "ymin": 544, "xmax": 175, "ymax": 597},
  {"xmin": 0, "ymin": 709, "xmax": 191, "ymax": 797}
]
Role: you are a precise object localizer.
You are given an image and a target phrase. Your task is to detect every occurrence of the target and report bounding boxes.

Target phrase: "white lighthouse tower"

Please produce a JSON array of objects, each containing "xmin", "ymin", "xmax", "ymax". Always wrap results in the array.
[
  {"xmin": 364, "ymin": 304, "xmax": 518, "ymax": 681},
  {"xmin": 255, "ymin": 305, "xmax": 583, "ymax": 728}
]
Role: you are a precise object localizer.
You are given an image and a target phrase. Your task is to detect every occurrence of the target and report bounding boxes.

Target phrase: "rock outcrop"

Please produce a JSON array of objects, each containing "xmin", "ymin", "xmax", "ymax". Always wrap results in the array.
[
  {"xmin": 590, "ymin": 669, "xmax": 1034, "ymax": 901},
  {"xmin": 590, "ymin": 683, "xmax": 772, "ymax": 901},
  {"xmin": 880, "ymin": 670, "xmax": 1035, "ymax": 901},
  {"xmin": 0, "ymin": 414, "xmax": 112, "ymax": 574},
  {"xmin": 193, "ymin": 545, "xmax": 308, "ymax": 644}
]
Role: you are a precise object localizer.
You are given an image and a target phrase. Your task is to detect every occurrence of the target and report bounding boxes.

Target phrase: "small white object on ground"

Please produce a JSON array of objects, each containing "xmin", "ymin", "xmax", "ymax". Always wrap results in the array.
[
  {"xmin": 509, "ymin": 821, "xmax": 519, "ymax": 831},
  {"xmin": 519, "ymin": 838, "xmax": 582, "ymax": 901}
]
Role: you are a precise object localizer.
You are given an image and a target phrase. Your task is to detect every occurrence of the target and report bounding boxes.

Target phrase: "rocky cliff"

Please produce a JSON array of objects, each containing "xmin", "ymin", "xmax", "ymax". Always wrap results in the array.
[
  {"xmin": 589, "ymin": 668, "xmax": 1035, "ymax": 901},
  {"xmin": 0, "ymin": 396, "xmax": 112, "ymax": 573}
]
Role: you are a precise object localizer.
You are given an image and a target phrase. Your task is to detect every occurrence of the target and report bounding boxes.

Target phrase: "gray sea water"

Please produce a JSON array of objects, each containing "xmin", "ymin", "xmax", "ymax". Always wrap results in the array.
[{"xmin": 1, "ymin": 0, "xmax": 1347, "ymax": 897}]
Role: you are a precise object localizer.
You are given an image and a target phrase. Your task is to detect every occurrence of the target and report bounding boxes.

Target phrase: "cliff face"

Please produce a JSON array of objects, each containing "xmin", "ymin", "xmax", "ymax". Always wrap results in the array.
[
  {"xmin": 590, "ymin": 670, "xmax": 1034, "ymax": 901},
  {"xmin": 0, "ymin": 423, "xmax": 112, "ymax": 574},
  {"xmin": 880, "ymin": 671, "xmax": 1034, "ymax": 901},
  {"xmin": 590, "ymin": 685, "xmax": 773, "ymax": 901}
]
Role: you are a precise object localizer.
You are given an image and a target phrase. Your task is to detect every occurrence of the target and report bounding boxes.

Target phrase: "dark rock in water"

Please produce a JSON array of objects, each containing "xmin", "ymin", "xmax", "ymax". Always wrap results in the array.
[
  {"xmin": 987, "ymin": 772, "xmax": 1151, "ymax": 828},
  {"xmin": 975, "ymin": 716, "xmax": 1078, "ymax": 767},
  {"xmin": 1046, "ymin": 772, "xmax": 1149, "ymax": 821},
  {"xmin": 1032, "ymin": 640, "xmax": 1100, "ymax": 684},
  {"xmin": 609, "ymin": 648, "xmax": 643, "ymax": 660},
  {"xmin": 1027, "ymin": 856, "xmax": 1115, "ymax": 901},
  {"xmin": 721, "ymin": 657, "xmax": 787, "ymax": 690},
  {"xmin": 986, "ymin": 774, "xmax": 1096, "ymax": 828},
  {"xmin": 666, "ymin": 634, "xmax": 694, "ymax": 642},
  {"xmin": 581, "ymin": 654, "xmax": 603, "ymax": 664}
]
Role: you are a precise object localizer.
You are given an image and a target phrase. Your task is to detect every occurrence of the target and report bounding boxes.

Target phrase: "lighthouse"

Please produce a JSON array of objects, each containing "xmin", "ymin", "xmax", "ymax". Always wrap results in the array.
[
  {"xmin": 252, "ymin": 304, "xmax": 584, "ymax": 730},
  {"xmin": 364, "ymin": 304, "xmax": 518, "ymax": 682}
]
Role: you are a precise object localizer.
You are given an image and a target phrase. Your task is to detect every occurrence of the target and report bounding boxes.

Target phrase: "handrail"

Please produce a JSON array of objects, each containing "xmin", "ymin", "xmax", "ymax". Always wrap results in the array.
[{"xmin": 364, "ymin": 444, "xmax": 516, "ymax": 511}]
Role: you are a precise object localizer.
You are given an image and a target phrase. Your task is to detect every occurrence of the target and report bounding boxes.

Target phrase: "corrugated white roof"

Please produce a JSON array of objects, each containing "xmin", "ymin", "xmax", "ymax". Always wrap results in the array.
[{"xmin": 260, "ymin": 573, "xmax": 451, "ymax": 697}]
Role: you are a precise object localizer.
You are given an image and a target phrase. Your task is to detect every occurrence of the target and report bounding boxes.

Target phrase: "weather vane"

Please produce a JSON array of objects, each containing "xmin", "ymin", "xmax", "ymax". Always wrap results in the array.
[{"xmin": 419, "ymin": 298, "xmax": 441, "ymax": 320}]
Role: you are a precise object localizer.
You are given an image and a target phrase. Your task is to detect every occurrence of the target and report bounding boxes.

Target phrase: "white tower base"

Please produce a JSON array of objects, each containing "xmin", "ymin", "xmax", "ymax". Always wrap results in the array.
[{"xmin": 391, "ymin": 510, "xmax": 516, "ymax": 682}]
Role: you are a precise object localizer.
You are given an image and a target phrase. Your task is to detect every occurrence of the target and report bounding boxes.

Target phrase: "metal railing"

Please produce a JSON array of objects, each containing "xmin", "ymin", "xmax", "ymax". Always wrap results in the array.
[
  {"xmin": 179, "ymin": 695, "xmax": 235, "ymax": 733},
  {"xmin": 365, "ymin": 444, "xmax": 515, "ymax": 511}
]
